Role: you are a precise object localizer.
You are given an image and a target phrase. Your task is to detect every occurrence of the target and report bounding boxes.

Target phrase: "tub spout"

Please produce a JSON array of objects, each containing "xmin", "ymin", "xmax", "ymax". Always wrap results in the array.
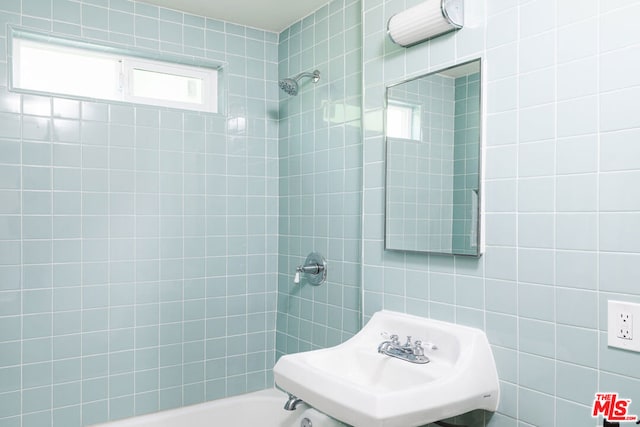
[{"xmin": 284, "ymin": 393, "xmax": 303, "ymax": 411}]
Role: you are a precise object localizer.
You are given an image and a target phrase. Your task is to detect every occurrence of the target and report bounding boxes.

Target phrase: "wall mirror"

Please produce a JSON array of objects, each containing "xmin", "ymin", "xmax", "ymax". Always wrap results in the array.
[{"xmin": 385, "ymin": 58, "xmax": 482, "ymax": 256}]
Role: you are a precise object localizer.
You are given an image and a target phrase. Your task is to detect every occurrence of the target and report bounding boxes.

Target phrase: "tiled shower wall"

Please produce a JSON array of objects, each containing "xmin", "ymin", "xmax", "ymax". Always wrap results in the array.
[
  {"xmin": 275, "ymin": 0, "xmax": 362, "ymax": 359},
  {"xmin": 0, "ymin": 1, "xmax": 279, "ymax": 426},
  {"xmin": 363, "ymin": 0, "xmax": 640, "ymax": 425}
]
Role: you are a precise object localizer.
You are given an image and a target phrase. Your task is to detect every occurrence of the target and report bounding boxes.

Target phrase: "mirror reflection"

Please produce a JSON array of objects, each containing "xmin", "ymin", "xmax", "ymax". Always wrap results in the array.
[{"xmin": 385, "ymin": 59, "xmax": 482, "ymax": 256}]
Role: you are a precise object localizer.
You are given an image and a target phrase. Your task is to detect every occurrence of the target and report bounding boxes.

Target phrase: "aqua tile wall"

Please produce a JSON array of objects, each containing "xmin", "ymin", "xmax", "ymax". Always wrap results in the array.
[
  {"xmin": 363, "ymin": 0, "xmax": 640, "ymax": 425},
  {"xmin": 275, "ymin": 0, "xmax": 363, "ymax": 359},
  {"xmin": 0, "ymin": 1, "xmax": 279, "ymax": 426}
]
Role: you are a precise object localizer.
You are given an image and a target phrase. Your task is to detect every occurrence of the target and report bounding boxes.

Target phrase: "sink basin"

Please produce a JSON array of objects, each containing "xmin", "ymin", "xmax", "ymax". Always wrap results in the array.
[
  {"xmin": 273, "ymin": 310, "xmax": 500, "ymax": 427},
  {"xmin": 304, "ymin": 348, "xmax": 438, "ymax": 392}
]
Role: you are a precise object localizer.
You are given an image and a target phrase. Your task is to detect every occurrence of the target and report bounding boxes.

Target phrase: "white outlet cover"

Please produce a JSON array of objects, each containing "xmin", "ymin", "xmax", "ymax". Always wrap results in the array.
[{"xmin": 608, "ymin": 300, "xmax": 640, "ymax": 352}]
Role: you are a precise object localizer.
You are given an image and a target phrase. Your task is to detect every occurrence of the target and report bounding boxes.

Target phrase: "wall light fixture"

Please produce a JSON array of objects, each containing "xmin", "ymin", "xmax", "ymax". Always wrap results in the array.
[{"xmin": 387, "ymin": 0, "xmax": 464, "ymax": 47}]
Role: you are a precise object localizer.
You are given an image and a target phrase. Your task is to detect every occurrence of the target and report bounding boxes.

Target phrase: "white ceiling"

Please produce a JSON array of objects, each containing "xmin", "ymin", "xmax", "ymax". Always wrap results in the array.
[{"xmin": 138, "ymin": 0, "xmax": 331, "ymax": 33}]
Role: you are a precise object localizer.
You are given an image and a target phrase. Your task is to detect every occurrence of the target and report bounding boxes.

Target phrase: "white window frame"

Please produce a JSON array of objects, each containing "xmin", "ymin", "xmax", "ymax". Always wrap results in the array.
[
  {"xmin": 123, "ymin": 57, "xmax": 216, "ymax": 112},
  {"xmin": 11, "ymin": 34, "xmax": 218, "ymax": 113}
]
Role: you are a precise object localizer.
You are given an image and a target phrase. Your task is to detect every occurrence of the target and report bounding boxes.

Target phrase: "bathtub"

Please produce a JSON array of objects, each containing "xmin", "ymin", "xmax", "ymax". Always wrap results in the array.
[{"xmin": 93, "ymin": 388, "xmax": 348, "ymax": 427}]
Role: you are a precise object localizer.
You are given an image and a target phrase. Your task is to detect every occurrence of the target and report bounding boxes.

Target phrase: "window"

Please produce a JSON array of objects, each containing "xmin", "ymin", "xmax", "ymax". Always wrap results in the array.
[
  {"xmin": 13, "ymin": 39, "xmax": 122, "ymax": 101},
  {"xmin": 125, "ymin": 59, "xmax": 213, "ymax": 110},
  {"xmin": 12, "ymin": 34, "xmax": 217, "ymax": 113},
  {"xmin": 386, "ymin": 102, "xmax": 421, "ymax": 140}
]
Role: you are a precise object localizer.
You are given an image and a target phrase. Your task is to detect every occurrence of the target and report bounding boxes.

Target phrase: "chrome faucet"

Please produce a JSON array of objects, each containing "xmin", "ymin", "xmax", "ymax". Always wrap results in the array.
[
  {"xmin": 377, "ymin": 333, "xmax": 435, "ymax": 364},
  {"xmin": 284, "ymin": 393, "xmax": 303, "ymax": 411}
]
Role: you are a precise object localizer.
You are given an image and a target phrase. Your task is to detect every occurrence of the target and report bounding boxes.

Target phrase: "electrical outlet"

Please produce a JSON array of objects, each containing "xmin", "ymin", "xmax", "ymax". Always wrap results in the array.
[
  {"xmin": 608, "ymin": 300, "xmax": 640, "ymax": 352},
  {"xmin": 617, "ymin": 311, "xmax": 632, "ymax": 340}
]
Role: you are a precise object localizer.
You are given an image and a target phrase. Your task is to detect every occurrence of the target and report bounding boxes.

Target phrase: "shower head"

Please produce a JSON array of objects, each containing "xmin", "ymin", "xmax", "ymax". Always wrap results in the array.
[
  {"xmin": 279, "ymin": 70, "xmax": 320, "ymax": 96},
  {"xmin": 278, "ymin": 78, "xmax": 299, "ymax": 96}
]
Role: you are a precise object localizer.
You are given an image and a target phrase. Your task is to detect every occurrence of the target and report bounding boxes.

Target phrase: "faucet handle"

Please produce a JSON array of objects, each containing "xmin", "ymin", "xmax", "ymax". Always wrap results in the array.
[
  {"xmin": 413, "ymin": 340, "xmax": 425, "ymax": 356},
  {"xmin": 420, "ymin": 341, "xmax": 437, "ymax": 350},
  {"xmin": 411, "ymin": 337, "xmax": 437, "ymax": 350},
  {"xmin": 380, "ymin": 332, "xmax": 400, "ymax": 345}
]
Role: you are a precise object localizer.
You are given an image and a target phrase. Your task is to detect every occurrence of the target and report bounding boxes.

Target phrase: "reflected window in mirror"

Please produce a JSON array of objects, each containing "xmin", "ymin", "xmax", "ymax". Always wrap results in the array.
[
  {"xmin": 387, "ymin": 101, "xmax": 421, "ymax": 140},
  {"xmin": 385, "ymin": 59, "xmax": 482, "ymax": 256}
]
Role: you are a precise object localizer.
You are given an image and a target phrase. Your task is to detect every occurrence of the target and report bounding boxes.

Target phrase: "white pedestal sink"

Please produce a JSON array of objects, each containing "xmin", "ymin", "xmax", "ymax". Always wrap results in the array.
[{"xmin": 274, "ymin": 310, "xmax": 500, "ymax": 427}]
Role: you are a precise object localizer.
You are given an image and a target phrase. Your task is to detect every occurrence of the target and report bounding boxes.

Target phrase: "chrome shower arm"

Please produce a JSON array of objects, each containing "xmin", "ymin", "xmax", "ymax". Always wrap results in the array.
[{"xmin": 292, "ymin": 70, "xmax": 320, "ymax": 83}]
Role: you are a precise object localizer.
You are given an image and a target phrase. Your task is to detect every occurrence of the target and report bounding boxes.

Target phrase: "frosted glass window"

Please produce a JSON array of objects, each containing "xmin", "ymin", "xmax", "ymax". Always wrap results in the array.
[
  {"xmin": 13, "ymin": 39, "xmax": 121, "ymax": 101},
  {"xmin": 125, "ymin": 58, "xmax": 214, "ymax": 111},
  {"xmin": 12, "ymin": 36, "xmax": 217, "ymax": 113},
  {"xmin": 132, "ymin": 69, "xmax": 203, "ymax": 103}
]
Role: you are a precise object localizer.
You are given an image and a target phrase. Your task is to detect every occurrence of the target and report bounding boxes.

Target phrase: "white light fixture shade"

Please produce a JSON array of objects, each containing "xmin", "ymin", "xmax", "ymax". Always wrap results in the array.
[{"xmin": 387, "ymin": 0, "xmax": 464, "ymax": 47}]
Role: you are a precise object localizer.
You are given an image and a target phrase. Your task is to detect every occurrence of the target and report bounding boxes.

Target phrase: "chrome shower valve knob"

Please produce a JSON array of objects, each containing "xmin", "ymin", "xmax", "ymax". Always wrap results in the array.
[{"xmin": 292, "ymin": 252, "xmax": 327, "ymax": 286}]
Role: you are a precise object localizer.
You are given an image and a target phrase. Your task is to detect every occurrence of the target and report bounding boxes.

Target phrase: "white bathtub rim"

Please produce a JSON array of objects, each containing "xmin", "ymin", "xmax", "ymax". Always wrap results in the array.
[{"xmin": 91, "ymin": 388, "xmax": 300, "ymax": 427}]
